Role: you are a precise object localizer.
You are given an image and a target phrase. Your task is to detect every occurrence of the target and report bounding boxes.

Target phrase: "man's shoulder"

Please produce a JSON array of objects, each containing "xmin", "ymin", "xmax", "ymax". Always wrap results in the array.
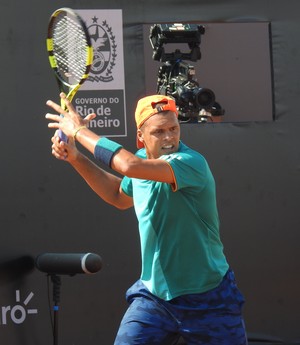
[
  {"xmin": 159, "ymin": 142, "xmax": 207, "ymax": 175},
  {"xmin": 135, "ymin": 148, "xmax": 147, "ymax": 158},
  {"xmin": 171, "ymin": 142, "xmax": 206, "ymax": 162}
]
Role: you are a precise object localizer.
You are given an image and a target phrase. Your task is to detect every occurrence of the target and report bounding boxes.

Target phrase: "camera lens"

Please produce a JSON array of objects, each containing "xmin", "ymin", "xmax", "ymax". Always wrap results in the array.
[{"xmin": 194, "ymin": 88, "xmax": 215, "ymax": 107}]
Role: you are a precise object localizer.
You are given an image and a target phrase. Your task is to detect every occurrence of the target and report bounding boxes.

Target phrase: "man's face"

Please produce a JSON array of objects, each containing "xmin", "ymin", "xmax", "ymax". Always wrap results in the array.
[{"xmin": 137, "ymin": 111, "xmax": 180, "ymax": 159}]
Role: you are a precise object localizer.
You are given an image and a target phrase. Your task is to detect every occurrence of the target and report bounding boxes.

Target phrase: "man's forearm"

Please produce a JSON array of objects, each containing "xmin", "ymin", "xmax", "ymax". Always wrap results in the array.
[{"xmin": 69, "ymin": 151, "xmax": 127, "ymax": 208}]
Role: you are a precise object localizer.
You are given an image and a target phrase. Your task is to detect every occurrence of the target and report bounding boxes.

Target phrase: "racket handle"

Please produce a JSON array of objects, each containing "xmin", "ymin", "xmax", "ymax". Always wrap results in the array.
[
  {"xmin": 58, "ymin": 114, "xmax": 68, "ymax": 142},
  {"xmin": 58, "ymin": 129, "xmax": 68, "ymax": 143}
]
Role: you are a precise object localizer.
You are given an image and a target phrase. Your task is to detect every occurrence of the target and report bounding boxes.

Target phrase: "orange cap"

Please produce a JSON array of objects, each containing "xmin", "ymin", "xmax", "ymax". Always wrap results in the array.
[{"xmin": 135, "ymin": 95, "xmax": 178, "ymax": 148}]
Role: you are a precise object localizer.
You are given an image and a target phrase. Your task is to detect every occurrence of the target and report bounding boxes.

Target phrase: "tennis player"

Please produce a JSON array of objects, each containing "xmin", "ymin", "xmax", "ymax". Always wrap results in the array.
[{"xmin": 46, "ymin": 93, "xmax": 248, "ymax": 345}]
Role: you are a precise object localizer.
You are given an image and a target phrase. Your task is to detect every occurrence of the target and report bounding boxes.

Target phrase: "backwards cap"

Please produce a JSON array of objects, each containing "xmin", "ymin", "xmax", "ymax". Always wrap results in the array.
[{"xmin": 135, "ymin": 95, "xmax": 178, "ymax": 148}]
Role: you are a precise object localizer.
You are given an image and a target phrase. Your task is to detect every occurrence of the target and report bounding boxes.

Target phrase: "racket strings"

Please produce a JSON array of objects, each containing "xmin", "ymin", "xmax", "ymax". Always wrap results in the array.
[{"xmin": 53, "ymin": 14, "xmax": 89, "ymax": 85}]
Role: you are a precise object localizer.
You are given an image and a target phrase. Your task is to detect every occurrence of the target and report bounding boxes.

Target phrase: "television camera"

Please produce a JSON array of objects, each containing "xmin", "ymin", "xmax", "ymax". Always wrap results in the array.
[{"xmin": 149, "ymin": 23, "xmax": 224, "ymax": 122}]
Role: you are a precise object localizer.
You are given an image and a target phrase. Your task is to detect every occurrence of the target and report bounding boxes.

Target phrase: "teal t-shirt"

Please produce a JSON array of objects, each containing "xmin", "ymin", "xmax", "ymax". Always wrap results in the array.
[{"xmin": 121, "ymin": 141, "xmax": 229, "ymax": 300}]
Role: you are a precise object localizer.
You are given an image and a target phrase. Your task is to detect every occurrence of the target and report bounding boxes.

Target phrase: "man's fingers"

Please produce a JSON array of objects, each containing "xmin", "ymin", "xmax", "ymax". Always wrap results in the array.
[
  {"xmin": 45, "ymin": 113, "xmax": 61, "ymax": 122},
  {"xmin": 84, "ymin": 113, "xmax": 97, "ymax": 123},
  {"xmin": 46, "ymin": 100, "xmax": 65, "ymax": 115},
  {"xmin": 52, "ymin": 148, "xmax": 67, "ymax": 160},
  {"xmin": 60, "ymin": 93, "xmax": 76, "ymax": 113}
]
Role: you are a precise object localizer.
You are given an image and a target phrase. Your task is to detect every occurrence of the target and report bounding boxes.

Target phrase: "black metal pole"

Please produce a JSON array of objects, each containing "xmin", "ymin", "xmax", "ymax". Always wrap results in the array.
[{"xmin": 51, "ymin": 274, "xmax": 61, "ymax": 345}]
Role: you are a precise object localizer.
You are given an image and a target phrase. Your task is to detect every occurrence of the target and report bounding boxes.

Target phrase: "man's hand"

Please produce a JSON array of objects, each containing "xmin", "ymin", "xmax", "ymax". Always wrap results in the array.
[
  {"xmin": 45, "ymin": 93, "xmax": 96, "ymax": 139},
  {"xmin": 50, "ymin": 130, "xmax": 79, "ymax": 162}
]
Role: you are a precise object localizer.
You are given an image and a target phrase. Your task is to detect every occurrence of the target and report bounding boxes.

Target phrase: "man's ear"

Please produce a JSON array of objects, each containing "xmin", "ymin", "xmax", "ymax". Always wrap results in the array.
[{"xmin": 137, "ymin": 129, "xmax": 144, "ymax": 145}]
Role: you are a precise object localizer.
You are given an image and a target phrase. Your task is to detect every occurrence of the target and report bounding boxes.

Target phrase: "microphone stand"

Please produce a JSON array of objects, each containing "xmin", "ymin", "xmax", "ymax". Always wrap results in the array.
[
  {"xmin": 35, "ymin": 252, "xmax": 102, "ymax": 345},
  {"xmin": 50, "ymin": 274, "xmax": 61, "ymax": 345}
]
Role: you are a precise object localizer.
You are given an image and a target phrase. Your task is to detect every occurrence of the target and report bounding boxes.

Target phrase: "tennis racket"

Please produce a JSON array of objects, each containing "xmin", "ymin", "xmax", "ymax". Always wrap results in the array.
[{"xmin": 47, "ymin": 8, "xmax": 93, "ymax": 141}]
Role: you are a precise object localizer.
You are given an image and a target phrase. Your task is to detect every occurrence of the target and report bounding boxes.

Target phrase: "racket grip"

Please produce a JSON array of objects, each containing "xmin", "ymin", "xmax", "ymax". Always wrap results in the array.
[
  {"xmin": 58, "ymin": 114, "xmax": 68, "ymax": 142},
  {"xmin": 58, "ymin": 129, "xmax": 68, "ymax": 143}
]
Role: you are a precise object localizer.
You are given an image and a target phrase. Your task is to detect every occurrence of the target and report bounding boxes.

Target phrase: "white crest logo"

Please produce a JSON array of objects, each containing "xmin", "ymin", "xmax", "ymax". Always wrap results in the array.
[{"xmin": 88, "ymin": 17, "xmax": 117, "ymax": 83}]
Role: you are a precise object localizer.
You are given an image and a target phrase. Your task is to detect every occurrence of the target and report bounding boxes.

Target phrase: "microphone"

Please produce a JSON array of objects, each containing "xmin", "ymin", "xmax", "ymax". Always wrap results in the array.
[{"xmin": 35, "ymin": 253, "xmax": 102, "ymax": 275}]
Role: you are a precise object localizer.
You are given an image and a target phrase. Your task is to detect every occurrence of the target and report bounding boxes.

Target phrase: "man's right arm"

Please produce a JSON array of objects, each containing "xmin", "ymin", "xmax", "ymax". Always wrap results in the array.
[
  {"xmin": 50, "ymin": 134, "xmax": 133, "ymax": 210},
  {"xmin": 70, "ymin": 151, "xmax": 133, "ymax": 210}
]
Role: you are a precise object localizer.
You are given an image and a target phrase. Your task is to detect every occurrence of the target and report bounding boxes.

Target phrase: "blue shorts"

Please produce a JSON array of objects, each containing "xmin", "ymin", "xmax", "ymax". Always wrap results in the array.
[{"xmin": 114, "ymin": 270, "xmax": 248, "ymax": 345}]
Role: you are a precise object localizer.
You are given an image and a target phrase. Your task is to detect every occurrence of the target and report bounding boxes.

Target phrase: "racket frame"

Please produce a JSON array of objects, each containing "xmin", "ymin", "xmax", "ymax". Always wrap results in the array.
[{"xmin": 46, "ymin": 8, "xmax": 93, "ymax": 140}]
